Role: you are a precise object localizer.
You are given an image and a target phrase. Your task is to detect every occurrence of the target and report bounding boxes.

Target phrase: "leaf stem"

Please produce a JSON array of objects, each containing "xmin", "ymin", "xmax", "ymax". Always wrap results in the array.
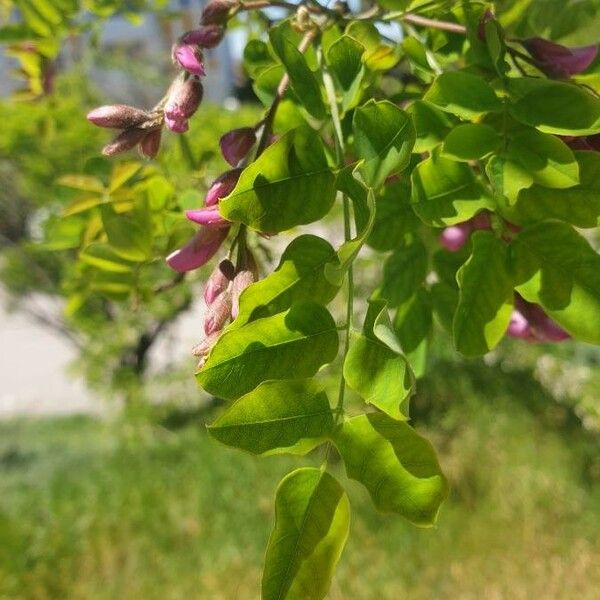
[{"xmin": 322, "ymin": 61, "xmax": 353, "ymax": 423}]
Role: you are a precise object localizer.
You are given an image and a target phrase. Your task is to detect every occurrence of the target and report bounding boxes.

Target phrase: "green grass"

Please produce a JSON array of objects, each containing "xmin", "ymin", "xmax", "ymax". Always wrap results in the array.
[{"xmin": 1, "ymin": 385, "xmax": 599, "ymax": 599}]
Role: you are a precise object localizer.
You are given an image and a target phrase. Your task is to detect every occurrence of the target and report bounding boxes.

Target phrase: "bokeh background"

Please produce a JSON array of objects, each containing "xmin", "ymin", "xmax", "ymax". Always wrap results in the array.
[{"xmin": 1, "ymin": 1, "xmax": 600, "ymax": 598}]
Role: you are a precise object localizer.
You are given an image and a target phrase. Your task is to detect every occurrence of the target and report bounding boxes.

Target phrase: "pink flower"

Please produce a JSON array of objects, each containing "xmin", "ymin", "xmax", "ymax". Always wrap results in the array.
[
  {"xmin": 439, "ymin": 222, "xmax": 472, "ymax": 251},
  {"xmin": 165, "ymin": 115, "xmax": 189, "ymax": 133},
  {"xmin": 102, "ymin": 128, "xmax": 146, "ymax": 156},
  {"xmin": 173, "ymin": 44, "xmax": 206, "ymax": 76},
  {"xmin": 507, "ymin": 295, "xmax": 570, "ymax": 343},
  {"xmin": 204, "ymin": 290, "xmax": 232, "ymax": 335},
  {"xmin": 166, "ymin": 227, "xmax": 228, "ymax": 272},
  {"xmin": 522, "ymin": 37, "xmax": 598, "ymax": 79},
  {"xmin": 230, "ymin": 270, "xmax": 255, "ymax": 319},
  {"xmin": 205, "ymin": 168, "xmax": 242, "ymax": 206},
  {"xmin": 164, "ymin": 77, "xmax": 203, "ymax": 121},
  {"xmin": 139, "ymin": 129, "xmax": 162, "ymax": 159},
  {"xmin": 87, "ymin": 104, "xmax": 149, "ymax": 129},
  {"xmin": 220, "ymin": 127, "xmax": 257, "ymax": 166},
  {"xmin": 185, "ymin": 206, "xmax": 230, "ymax": 228},
  {"xmin": 201, "ymin": 0, "xmax": 238, "ymax": 26},
  {"xmin": 204, "ymin": 259, "xmax": 235, "ymax": 305},
  {"xmin": 182, "ymin": 25, "xmax": 225, "ymax": 48}
]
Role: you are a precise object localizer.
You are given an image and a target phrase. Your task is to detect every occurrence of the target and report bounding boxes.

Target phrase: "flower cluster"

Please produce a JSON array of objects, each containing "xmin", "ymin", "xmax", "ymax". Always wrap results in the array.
[
  {"xmin": 192, "ymin": 251, "xmax": 258, "ymax": 367},
  {"xmin": 86, "ymin": 0, "xmax": 236, "ymax": 156},
  {"xmin": 508, "ymin": 294, "xmax": 570, "ymax": 343}
]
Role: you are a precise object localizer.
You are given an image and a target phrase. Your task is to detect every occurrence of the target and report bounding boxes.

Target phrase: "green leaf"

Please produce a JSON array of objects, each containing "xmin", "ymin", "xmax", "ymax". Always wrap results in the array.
[
  {"xmin": 430, "ymin": 281, "xmax": 459, "ymax": 334},
  {"xmin": 453, "ymin": 232, "xmax": 514, "ymax": 356},
  {"xmin": 100, "ymin": 203, "xmax": 152, "ymax": 262},
  {"xmin": 424, "ymin": 71, "xmax": 503, "ymax": 120},
  {"xmin": 334, "ymin": 414, "xmax": 448, "ymax": 526},
  {"xmin": 324, "ymin": 172, "xmax": 375, "ymax": 286},
  {"xmin": 344, "ymin": 301, "xmax": 414, "ymax": 420},
  {"xmin": 512, "ymin": 152, "xmax": 600, "ymax": 228},
  {"xmin": 262, "ymin": 468, "xmax": 350, "ymax": 600},
  {"xmin": 353, "ymin": 100, "xmax": 416, "ymax": 188},
  {"xmin": 367, "ymin": 178, "xmax": 419, "ymax": 252},
  {"xmin": 485, "ymin": 155, "xmax": 535, "ymax": 205},
  {"xmin": 196, "ymin": 302, "xmax": 339, "ymax": 400},
  {"xmin": 244, "ymin": 39, "xmax": 275, "ymax": 77},
  {"xmin": 79, "ymin": 242, "xmax": 135, "ymax": 273},
  {"xmin": 109, "ymin": 162, "xmax": 143, "ymax": 193},
  {"xmin": 57, "ymin": 174, "xmax": 104, "ymax": 193},
  {"xmin": 208, "ymin": 379, "xmax": 333, "ymax": 456},
  {"xmin": 411, "ymin": 151, "xmax": 494, "ymax": 226},
  {"xmin": 394, "ymin": 288, "xmax": 433, "ymax": 354},
  {"xmin": 380, "ymin": 240, "xmax": 428, "ymax": 307},
  {"xmin": 509, "ymin": 78, "xmax": 600, "ymax": 135},
  {"xmin": 62, "ymin": 195, "xmax": 106, "ymax": 217},
  {"xmin": 326, "ymin": 35, "xmax": 365, "ymax": 113},
  {"xmin": 441, "ymin": 123, "xmax": 501, "ymax": 161},
  {"xmin": 507, "ymin": 129, "xmax": 579, "ymax": 189},
  {"xmin": 269, "ymin": 24, "xmax": 325, "ymax": 119},
  {"xmin": 510, "ymin": 221, "xmax": 600, "ymax": 344},
  {"xmin": 406, "ymin": 100, "xmax": 455, "ymax": 153},
  {"xmin": 219, "ymin": 129, "xmax": 336, "ymax": 233},
  {"xmin": 232, "ymin": 235, "xmax": 340, "ymax": 329}
]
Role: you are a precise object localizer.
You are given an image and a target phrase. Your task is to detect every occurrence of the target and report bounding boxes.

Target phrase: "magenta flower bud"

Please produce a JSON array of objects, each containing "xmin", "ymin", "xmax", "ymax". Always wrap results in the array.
[
  {"xmin": 139, "ymin": 129, "xmax": 162, "ymax": 159},
  {"xmin": 439, "ymin": 222, "xmax": 472, "ymax": 252},
  {"xmin": 192, "ymin": 331, "xmax": 222, "ymax": 368},
  {"xmin": 205, "ymin": 168, "xmax": 242, "ymax": 206},
  {"xmin": 204, "ymin": 290, "xmax": 232, "ymax": 335},
  {"xmin": 526, "ymin": 303, "xmax": 570, "ymax": 342},
  {"xmin": 230, "ymin": 270, "xmax": 255, "ymax": 320},
  {"xmin": 165, "ymin": 77, "xmax": 204, "ymax": 121},
  {"xmin": 166, "ymin": 227, "xmax": 229, "ymax": 273},
  {"xmin": 507, "ymin": 309, "xmax": 531, "ymax": 339},
  {"xmin": 87, "ymin": 104, "xmax": 149, "ymax": 129},
  {"xmin": 204, "ymin": 259, "xmax": 235, "ymax": 305},
  {"xmin": 102, "ymin": 128, "xmax": 146, "ymax": 156},
  {"xmin": 521, "ymin": 37, "xmax": 598, "ymax": 79},
  {"xmin": 172, "ymin": 43, "xmax": 206, "ymax": 77},
  {"xmin": 201, "ymin": 0, "xmax": 238, "ymax": 25},
  {"xmin": 470, "ymin": 211, "xmax": 491, "ymax": 231},
  {"xmin": 182, "ymin": 25, "xmax": 225, "ymax": 49},
  {"xmin": 165, "ymin": 115, "xmax": 189, "ymax": 133},
  {"xmin": 477, "ymin": 9, "xmax": 495, "ymax": 42},
  {"xmin": 185, "ymin": 206, "xmax": 230, "ymax": 228},
  {"xmin": 220, "ymin": 127, "xmax": 257, "ymax": 167}
]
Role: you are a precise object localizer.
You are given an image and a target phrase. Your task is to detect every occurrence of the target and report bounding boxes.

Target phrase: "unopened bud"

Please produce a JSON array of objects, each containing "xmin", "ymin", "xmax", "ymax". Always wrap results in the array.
[
  {"xmin": 201, "ymin": 0, "xmax": 238, "ymax": 26},
  {"xmin": 477, "ymin": 9, "xmax": 495, "ymax": 42},
  {"xmin": 102, "ymin": 128, "xmax": 146, "ymax": 156},
  {"xmin": 165, "ymin": 77, "xmax": 204, "ymax": 121},
  {"xmin": 220, "ymin": 127, "xmax": 257, "ymax": 166},
  {"xmin": 204, "ymin": 259, "xmax": 235, "ymax": 305},
  {"xmin": 470, "ymin": 211, "xmax": 491, "ymax": 231},
  {"xmin": 204, "ymin": 290, "xmax": 232, "ymax": 335},
  {"xmin": 230, "ymin": 270, "xmax": 255, "ymax": 320},
  {"xmin": 182, "ymin": 25, "xmax": 225, "ymax": 49},
  {"xmin": 172, "ymin": 43, "xmax": 206, "ymax": 77},
  {"xmin": 166, "ymin": 226, "xmax": 229, "ymax": 273},
  {"xmin": 165, "ymin": 115, "xmax": 189, "ymax": 133},
  {"xmin": 507, "ymin": 309, "xmax": 531, "ymax": 339},
  {"xmin": 192, "ymin": 330, "xmax": 221, "ymax": 361},
  {"xmin": 139, "ymin": 129, "xmax": 162, "ymax": 159},
  {"xmin": 439, "ymin": 222, "xmax": 471, "ymax": 252},
  {"xmin": 87, "ymin": 104, "xmax": 149, "ymax": 129},
  {"xmin": 163, "ymin": 77, "xmax": 203, "ymax": 132},
  {"xmin": 185, "ymin": 206, "xmax": 230, "ymax": 228},
  {"xmin": 522, "ymin": 37, "xmax": 598, "ymax": 79},
  {"xmin": 205, "ymin": 168, "xmax": 242, "ymax": 206}
]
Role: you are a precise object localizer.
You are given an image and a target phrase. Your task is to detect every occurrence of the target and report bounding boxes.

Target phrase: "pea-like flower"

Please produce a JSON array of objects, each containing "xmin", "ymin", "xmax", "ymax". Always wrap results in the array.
[{"xmin": 522, "ymin": 37, "xmax": 598, "ymax": 79}]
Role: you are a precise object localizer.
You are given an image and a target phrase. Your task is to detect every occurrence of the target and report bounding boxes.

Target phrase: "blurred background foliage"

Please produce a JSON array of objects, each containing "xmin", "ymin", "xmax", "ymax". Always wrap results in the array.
[{"xmin": 0, "ymin": 0, "xmax": 599, "ymax": 597}]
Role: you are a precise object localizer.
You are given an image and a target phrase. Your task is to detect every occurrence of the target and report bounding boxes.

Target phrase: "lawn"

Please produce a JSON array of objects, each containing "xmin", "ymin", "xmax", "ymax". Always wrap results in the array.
[{"xmin": 1, "ymin": 375, "xmax": 599, "ymax": 599}]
